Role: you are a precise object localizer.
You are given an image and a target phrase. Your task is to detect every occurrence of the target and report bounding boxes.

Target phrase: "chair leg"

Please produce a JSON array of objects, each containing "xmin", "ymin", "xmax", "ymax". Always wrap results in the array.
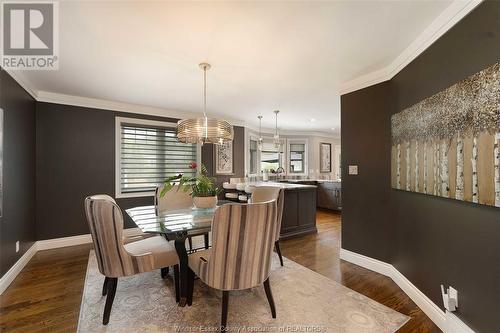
[
  {"xmin": 221, "ymin": 291, "xmax": 229, "ymax": 330},
  {"xmin": 161, "ymin": 267, "xmax": 169, "ymax": 279},
  {"xmin": 102, "ymin": 277, "xmax": 109, "ymax": 296},
  {"xmin": 263, "ymin": 278, "xmax": 276, "ymax": 318},
  {"xmin": 275, "ymin": 241, "xmax": 284, "ymax": 266},
  {"xmin": 173, "ymin": 264, "xmax": 180, "ymax": 303},
  {"xmin": 186, "ymin": 267, "xmax": 195, "ymax": 306},
  {"xmin": 188, "ymin": 237, "xmax": 193, "ymax": 251},
  {"xmin": 204, "ymin": 233, "xmax": 209, "ymax": 249},
  {"xmin": 103, "ymin": 278, "xmax": 118, "ymax": 325}
]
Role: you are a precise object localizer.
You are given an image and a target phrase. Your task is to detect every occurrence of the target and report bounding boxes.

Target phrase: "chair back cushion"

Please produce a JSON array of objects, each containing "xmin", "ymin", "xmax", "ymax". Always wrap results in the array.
[
  {"xmin": 197, "ymin": 201, "xmax": 277, "ymax": 290},
  {"xmin": 85, "ymin": 196, "xmax": 153, "ymax": 277},
  {"xmin": 251, "ymin": 187, "xmax": 284, "ymax": 241},
  {"xmin": 155, "ymin": 185, "xmax": 193, "ymax": 214}
]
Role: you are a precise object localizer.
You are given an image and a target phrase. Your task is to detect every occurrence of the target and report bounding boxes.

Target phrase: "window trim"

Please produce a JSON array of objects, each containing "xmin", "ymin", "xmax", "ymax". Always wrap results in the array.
[
  {"xmin": 115, "ymin": 117, "xmax": 201, "ymax": 198},
  {"xmin": 247, "ymin": 132, "xmax": 261, "ymax": 177}
]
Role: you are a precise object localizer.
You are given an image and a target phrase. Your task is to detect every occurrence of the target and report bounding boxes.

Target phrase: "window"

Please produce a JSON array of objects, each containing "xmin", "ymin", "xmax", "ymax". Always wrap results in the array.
[
  {"xmin": 249, "ymin": 139, "xmax": 259, "ymax": 174},
  {"xmin": 261, "ymin": 141, "xmax": 284, "ymax": 173},
  {"xmin": 116, "ymin": 117, "xmax": 198, "ymax": 197},
  {"xmin": 289, "ymin": 143, "xmax": 305, "ymax": 173},
  {"xmin": 287, "ymin": 139, "xmax": 308, "ymax": 175}
]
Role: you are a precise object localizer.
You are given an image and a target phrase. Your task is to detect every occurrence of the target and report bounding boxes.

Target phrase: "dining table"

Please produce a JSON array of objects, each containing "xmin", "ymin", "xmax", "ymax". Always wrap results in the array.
[{"xmin": 125, "ymin": 201, "xmax": 233, "ymax": 307}]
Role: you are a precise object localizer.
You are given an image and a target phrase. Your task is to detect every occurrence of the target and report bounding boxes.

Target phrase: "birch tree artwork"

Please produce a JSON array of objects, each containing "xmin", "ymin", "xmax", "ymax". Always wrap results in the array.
[
  {"xmin": 391, "ymin": 61, "xmax": 500, "ymax": 208},
  {"xmin": 456, "ymin": 135, "xmax": 464, "ymax": 200},
  {"xmin": 406, "ymin": 143, "xmax": 410, "ymax": 191},
  {"xmin": 495, "ymin": 132, "xmax": 500, "ymax": 206},
  {"xmin": 415, "ymin": 141, "xmax": 419, "ymax": 192},
  {"xmin": 423, "ymin": 141, "xmax": 428, "ymax": 194},
  {"xmin": 397, "ymin": 143, "xmax": 401, "ymax": 190}
]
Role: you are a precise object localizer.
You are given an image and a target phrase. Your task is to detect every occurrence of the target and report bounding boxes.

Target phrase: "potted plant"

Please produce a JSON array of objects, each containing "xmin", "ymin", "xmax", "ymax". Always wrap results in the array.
[{"xmin": 161, "ymin": 162, "xmax": 220, "ymax": 209}]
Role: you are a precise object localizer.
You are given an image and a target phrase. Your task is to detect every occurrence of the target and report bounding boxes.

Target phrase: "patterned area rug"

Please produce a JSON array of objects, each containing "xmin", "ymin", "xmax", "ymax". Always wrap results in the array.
[{"xmin": 78, "ymin": 251, "xmax": 409, "ymax": 333}]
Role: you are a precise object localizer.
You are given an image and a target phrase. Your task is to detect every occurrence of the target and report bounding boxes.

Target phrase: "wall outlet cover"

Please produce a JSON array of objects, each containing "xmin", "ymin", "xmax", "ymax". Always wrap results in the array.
[{"xmin": 348, "ymin": 165, "xmax": 358, "ymax": 175}]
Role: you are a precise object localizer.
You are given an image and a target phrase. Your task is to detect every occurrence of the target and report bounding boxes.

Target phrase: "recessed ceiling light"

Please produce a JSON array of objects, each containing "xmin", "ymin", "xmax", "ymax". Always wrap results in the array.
[
  {"xmin": 310, "ymin": 118, "xmax": 316, "ymax": 122},
  {"xmin": 331, "ymin": 127, "xmax": 336, "ymax": 131}
]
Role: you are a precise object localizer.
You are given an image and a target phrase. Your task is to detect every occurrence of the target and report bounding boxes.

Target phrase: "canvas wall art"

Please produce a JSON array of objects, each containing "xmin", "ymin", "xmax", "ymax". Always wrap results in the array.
[
  {"xmin": 391, "ymin": 62, "xmax": 499, "ymax": 207},
  {"xmin": 320, "ymin": 143, "xmax": 331, "ymax": 173},
  {"xmin": 214, "ymin": 141, "xmax": 234, "ymax": 175}
]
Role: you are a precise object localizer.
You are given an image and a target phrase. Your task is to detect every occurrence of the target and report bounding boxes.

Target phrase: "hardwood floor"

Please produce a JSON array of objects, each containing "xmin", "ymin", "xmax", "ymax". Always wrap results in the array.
[
  {"xmin": 280, "ymin": 210, "xmax": 441, "ymax": 333},
  {"xmin": 0, "ymin": 210, "xmax": 441, "ymax": 332}
]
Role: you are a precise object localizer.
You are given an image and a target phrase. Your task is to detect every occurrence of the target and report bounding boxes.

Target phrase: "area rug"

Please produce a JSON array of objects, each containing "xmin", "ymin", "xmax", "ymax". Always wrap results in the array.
[{"xmin": 78, "ymin": 251, "xmax": 409, "ymax": 333}]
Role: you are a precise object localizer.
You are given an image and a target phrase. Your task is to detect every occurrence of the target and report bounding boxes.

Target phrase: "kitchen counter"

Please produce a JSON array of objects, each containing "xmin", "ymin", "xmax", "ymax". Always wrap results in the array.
[
  {"xmin": 278, "ymin": 179, "xmax": 341, "ymax": 184},
  {"xmin": 246, "ymin": 181, "xmax": 317, "ymax": 190}
]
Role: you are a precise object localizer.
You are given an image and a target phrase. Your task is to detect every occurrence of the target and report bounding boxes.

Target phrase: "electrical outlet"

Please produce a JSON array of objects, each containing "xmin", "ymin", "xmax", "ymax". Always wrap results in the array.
[
  {"xmin": 348, "ymin": 165, "xmax": 358, "ymax": 175},
  {"xmin": 15, "ymin": 241, "xmax": 20, "ymax": 253}
]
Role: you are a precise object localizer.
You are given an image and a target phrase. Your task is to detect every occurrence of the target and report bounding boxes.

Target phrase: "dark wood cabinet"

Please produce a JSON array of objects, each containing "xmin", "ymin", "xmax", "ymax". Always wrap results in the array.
[
  {"xmin": 280, "ymin": 187, "xmax": 317, "ymax": 239},
  {"xmin": 317, "ymin": 182, "xmax": 341, "ymax": 210}
]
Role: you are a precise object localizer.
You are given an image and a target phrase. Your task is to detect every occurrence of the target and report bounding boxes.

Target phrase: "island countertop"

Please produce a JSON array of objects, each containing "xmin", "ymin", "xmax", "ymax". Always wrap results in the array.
[{"xmin": 245, "ymin": 181, "xmax": 317, "ymax": 190}]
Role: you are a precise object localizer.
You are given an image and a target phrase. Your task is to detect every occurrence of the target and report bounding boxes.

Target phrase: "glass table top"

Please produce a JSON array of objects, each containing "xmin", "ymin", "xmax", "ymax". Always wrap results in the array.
[{"xmin": 125, "ymin": 201, "xmax": 234, "ymax": 237}]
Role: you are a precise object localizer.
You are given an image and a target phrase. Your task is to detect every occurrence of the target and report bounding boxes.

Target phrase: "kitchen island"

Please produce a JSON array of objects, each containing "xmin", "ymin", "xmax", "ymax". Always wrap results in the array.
[
  {"xmin": 276, "ymin": 179, "xmax": 342, "ymax": 211},
  {"xmin": 247, "ymin": 182, "xmax": 317, "ymax": 239}
]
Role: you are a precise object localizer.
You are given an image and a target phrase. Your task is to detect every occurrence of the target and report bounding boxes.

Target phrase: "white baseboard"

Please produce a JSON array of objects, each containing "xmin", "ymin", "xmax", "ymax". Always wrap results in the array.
[
  {"xmin": 0, "ymin": 228, "xmax": 143, "ymax": 294},
  {"xmin": 36, "ymin": 234, "xmax": 92, "ymax": 251},
  {"xmin": 446, "ymin": 311, "xmax": 475, "ymax": 333},
  {"xmin": 0, "ymin": 243, "xmax": 37, "ymax": 294},
  {"xmin": 36, "ymin": 227, "xmax": 143, "ymax": 251},
  {"xmin": 340, "ymin": 248, "xmax": 475, "ymax": 333}
]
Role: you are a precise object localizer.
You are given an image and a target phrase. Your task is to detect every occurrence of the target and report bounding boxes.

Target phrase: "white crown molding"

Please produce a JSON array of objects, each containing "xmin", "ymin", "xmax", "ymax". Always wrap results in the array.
[
  {"xmin": 36, "ymin": 91, "xmax": 246, "ymax": 127},
  {"xmin": 340, "ymin": 248, "xmax": 476, "ymax": 333},
  {"xmin": 244, "ymin": 124, "xmax": 340, "ymax": 139},
  {"xmin": 4, "ymin": 0, "xmax": 482, "ymax": 124},
  {"xmin": 339, "ymin": 0, "xmax": 483, "ymax": 95}
]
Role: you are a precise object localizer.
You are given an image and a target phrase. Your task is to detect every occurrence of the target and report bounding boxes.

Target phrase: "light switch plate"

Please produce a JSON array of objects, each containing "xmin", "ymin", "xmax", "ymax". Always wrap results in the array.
[
  {"xmin": 15, "ymin": 241, "xmax": 19, "ymax": 253},
  {"xmin": 348, "ymin": 165, "xmax": 358, "ymax": 175}
]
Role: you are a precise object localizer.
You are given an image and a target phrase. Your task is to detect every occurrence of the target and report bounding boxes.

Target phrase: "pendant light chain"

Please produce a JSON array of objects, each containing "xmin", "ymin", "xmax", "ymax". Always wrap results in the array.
[
  {"xmin": 274, "ymin": 110, "xmax": 280, "ymax": 148},
  {"xmin": 203, "ymin": 65, "xmax": 207, "ymax": 118},
  {"xmin": 203, "ymin": 65, "xmax": 208, "ymax": 140}
]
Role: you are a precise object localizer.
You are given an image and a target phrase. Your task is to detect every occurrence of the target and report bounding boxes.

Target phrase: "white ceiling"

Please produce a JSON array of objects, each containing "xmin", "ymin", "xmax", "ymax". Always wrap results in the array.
[{"xmin": 13, "ymin": 0, "xmax": 462, "ymax": 135}]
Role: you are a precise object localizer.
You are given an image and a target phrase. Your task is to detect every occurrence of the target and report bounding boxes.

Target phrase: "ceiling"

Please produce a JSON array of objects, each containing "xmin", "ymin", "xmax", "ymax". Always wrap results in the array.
[{"xmin": 13, "ymin": 1, "xmax": 462, "ymax": 136}]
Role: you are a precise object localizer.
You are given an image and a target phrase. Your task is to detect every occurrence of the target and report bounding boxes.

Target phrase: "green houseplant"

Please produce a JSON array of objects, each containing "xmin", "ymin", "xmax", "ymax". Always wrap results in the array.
[{"xmin": 161, "ymin": 162, "xmax": 220, "ymax": 209}]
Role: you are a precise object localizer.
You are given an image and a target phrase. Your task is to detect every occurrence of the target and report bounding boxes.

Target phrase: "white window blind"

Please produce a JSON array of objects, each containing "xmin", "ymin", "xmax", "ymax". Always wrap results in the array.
[{"xmin": 119, "ymin": 122, "xmax": 197, "ymax": 195}]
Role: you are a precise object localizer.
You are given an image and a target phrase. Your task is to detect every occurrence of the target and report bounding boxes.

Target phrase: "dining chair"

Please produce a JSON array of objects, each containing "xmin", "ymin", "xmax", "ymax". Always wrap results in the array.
[
  {"xmin": 155, "ymin": 185, "xmax": 209, "ymax": 251},
  {"xmin": 84, "ymin": 195, "xmax": 180, "ymax": 325},
  {"xmin": 187, "ymin": 201, "xmax": 279, "ymax": 329},
  {"xmin": 250, "ymin": 187, "xmax": 285, "ymax": 266},
  {"xmin": 90, "ymin": 194, "xmax": 154, "ymax": 243}
]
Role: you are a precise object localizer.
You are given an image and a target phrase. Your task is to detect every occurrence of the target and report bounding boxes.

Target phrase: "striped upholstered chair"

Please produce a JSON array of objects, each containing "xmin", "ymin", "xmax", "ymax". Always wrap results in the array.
[
  {"xmin": 155, "ymin": 185, "xmax": 208, "ymax": 250},
  {"xmin": 84, "ymin": 195, "xmax": 180, "ymax": 325},
  {"xmin": 90, "ymin": 195, "xmax": 154, "ymax": 244},
  {"xmin": 251, "ymin": 187, "xmax": 285, "ymax": 266},
  {"xmin": 187, "ymin": 201, "xmax": 279, "ymax": 328}
]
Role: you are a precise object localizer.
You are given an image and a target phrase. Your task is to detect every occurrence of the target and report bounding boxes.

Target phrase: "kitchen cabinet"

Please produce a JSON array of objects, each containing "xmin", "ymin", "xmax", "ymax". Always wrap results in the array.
[{"xmin": 317, "ymin": 181, "xmax": 341, "ymax": 211}]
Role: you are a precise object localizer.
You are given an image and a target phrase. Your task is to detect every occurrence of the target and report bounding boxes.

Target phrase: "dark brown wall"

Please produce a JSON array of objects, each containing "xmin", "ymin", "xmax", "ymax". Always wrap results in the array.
[
  {"xmin": 35, "ymin": 103, "xmax": 177, "ymax": 239},
  {"xmin": 341, "ymin": 2, "xmax": 500, "ymax": 332},
  {"xmin": 35, "ymin": 102, "xmax": 245, "ymax": 240},
  {"xmin": 341, "ymin": 81, "xmax": 395, "ymax": 263},
  {"xmin": 0, "ymin": 71, "xmax": 36, "ymax": 277},
  {"xmin": 391, "ymin": 2, "xmax": 500, "ymax": 332}
]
